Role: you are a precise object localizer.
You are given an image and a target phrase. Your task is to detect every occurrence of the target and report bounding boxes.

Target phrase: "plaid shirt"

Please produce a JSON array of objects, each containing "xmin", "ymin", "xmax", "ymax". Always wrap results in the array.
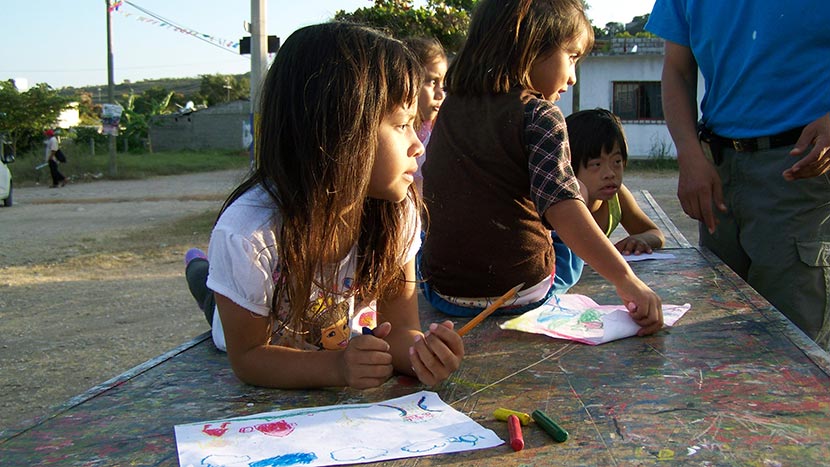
[{"xmin": 524, "ymin": 98, "xmax": 583, "ymax": 225}]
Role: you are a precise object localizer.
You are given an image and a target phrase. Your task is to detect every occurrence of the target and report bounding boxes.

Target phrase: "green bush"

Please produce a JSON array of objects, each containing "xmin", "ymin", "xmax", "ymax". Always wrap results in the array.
[{"xmin": 9, "ymin": 147, "xmax": 250, "ymax": 187}]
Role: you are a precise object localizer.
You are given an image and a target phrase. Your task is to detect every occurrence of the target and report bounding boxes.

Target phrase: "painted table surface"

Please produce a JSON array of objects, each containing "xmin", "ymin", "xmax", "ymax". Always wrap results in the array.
[{"xmin": 3, "ymin": 194, "xmax": 830, "ymax": 466}]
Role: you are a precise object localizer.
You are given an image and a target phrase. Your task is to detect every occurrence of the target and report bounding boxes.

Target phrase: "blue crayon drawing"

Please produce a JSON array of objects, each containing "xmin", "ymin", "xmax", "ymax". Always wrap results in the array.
[
  {"xmin": 330, "ymin": 446, "xmax": 388, "ymax": 461},
  {"xmin": 249, "ymin": 452, "xmax": 317, "ymax": 467}
]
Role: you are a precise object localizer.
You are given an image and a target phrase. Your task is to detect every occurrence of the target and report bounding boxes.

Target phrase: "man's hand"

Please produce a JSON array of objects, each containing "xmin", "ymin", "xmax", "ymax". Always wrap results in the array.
[
  {"xmin": 677, "ymin": 147, "xmax": 727, "ymax": 234},
  {"xmin": 784, "ymin": 113, "xmax": 830, "ymax": 180}
]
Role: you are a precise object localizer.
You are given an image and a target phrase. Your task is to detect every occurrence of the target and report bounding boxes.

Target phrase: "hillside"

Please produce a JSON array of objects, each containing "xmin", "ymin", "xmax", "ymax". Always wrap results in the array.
[{"xmin": 58, "ymin": 73, "xmax": 249, "ymax": 103}]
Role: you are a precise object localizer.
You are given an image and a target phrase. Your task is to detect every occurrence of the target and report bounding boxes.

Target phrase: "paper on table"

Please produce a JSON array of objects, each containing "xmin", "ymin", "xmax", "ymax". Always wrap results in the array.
[
  {"xmin": 499, "ymin": 294, "xmax": 690, "ymax": 345},
  {"xmin": 623, "ymin": 251, "xmax": 676, "ymax": 262},
  {"xmin": 174, "ymin": 390, "xmax": 503, "ymax": 467}
]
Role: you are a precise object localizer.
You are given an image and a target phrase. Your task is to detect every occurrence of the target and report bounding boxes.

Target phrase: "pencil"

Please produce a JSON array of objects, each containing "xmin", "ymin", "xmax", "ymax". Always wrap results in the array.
[{"xmin": 456, "ymin": 282, "xmax": 525, "ymax": 337}]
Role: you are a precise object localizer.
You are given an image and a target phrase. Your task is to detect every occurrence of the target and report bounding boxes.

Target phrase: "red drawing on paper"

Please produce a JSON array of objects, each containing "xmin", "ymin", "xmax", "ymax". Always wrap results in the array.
[
  {"xmin": 202, "ymin": 422, "xmax": 231, "ymax": 437},
  {"xmin": 238, "ymin": 420, "xmax": 296, "ymax": 437}
]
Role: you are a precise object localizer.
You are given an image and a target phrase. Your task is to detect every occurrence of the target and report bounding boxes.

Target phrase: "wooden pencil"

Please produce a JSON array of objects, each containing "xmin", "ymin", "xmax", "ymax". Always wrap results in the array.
[{"xmin": 456, "ymin": 282, "xmax": 525, "ymax": 337}]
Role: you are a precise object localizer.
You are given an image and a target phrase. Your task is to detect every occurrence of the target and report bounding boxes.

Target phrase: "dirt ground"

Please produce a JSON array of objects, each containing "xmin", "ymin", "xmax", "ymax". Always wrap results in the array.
[{"xmin": 0, "ymin": 167, "xmax": 696, "ymax": 433}]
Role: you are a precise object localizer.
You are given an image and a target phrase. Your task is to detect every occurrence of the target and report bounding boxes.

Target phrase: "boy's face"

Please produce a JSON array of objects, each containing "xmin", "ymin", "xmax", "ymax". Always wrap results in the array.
[
  {"xmin": 528, "ymin": 31, "xmax": 589, "ymax": 102},
  {"xmin": 368, "ymin": 103, "xmax": 424, "ymax": 202},
  {"xmin": 576, "ymin": 141, "xmax": 625, "ymax": 203},
  {"xmin": 417, "ymin": 57, "xmax": 447, "ymax": 124}
]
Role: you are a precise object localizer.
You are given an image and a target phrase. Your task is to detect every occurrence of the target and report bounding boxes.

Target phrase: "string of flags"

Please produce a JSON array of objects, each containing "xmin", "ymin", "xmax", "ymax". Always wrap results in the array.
[{"xmin": 111, "ymin": 1, "xmax": 239, "ymax": 52}]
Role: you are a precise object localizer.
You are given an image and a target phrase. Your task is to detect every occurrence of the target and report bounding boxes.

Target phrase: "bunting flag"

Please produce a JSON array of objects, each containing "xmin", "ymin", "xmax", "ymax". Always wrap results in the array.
[
  {"xmin": 115, "ymin": 1, "xmax": 239, "ymax": 53},
  {"xmin": 108, "ymin": 1, "xmax": 123, "ymax": 12}
]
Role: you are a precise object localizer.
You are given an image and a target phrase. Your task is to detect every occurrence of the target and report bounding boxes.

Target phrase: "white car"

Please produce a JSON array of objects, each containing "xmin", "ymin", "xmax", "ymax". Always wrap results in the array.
[{"xmin": 1, "ymin": 150, "xmax": 13, "ymax": 207}]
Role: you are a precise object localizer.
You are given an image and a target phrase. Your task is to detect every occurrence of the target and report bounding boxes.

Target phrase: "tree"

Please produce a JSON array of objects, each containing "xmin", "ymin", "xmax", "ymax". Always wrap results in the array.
[
  {"xmin": 334, "ymin": 0, "xmax": 476, "ymax": 54},
  {"xmin": 593, "ymin": 13, "xmax": 656, "ymax": 39},
  {"xmin": 604, "ymin": 22, "xmax": 626, "ymax": 37},
  {"xmin": 195, "ymin": 74, "xmax": 250, "ymax": 107},
  {"xmin": 0, "ymin": 80, "xmax": 70, "ymax": 154},
  {"xmin": 133, "ymin": 86, "xmax": 185, "ymax": 115},
  {"xmin": 76, "ymin": 91, "xmax": 102, "ymax": 126},
  {"xmin": 118, "ymin": 89, "xmax": 175, "ymax": 153},
  {"xmin": 624, "ymin": 14, "xmax": 651, "ymax": 36}
]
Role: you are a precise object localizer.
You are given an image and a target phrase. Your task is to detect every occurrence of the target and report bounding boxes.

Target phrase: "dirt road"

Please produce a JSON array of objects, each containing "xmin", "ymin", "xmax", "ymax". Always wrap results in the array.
[
  {"xmin": 0, "ymin": 169, "xmax": 247, "ymax": 432},
  {"xmin": 0, "ymin": 168, "xmax": 694, "ymax": 433}
]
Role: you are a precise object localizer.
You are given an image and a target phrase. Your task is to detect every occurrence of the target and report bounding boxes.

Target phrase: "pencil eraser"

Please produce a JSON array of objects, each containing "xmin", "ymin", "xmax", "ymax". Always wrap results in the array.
[
  {"xmin": 493, "ymin": 408, "xmax": 532, "ymax": 425},
  {"xmin": 532, "ymin": 409, "xmax": 568, "ymax": 442}
]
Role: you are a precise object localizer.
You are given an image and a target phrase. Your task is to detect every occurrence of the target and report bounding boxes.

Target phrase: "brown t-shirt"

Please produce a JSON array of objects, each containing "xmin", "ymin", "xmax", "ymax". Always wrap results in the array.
[{"xmin": 421, "ymin": 88, "xmax": 581, "ymax": 297}]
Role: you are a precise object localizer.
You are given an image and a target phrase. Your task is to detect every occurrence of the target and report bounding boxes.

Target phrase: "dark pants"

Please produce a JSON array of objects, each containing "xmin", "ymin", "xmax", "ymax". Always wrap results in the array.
[
  {"xmin": 185, "ymin": 258, "xmax": 215, "ymax": 326},
  {"xmin": 48, "ymin": 160, "xmax": 65, "ymax": 186},
  {"xmin": 701, "ymin": 145, "xmax": 830, "ymax": 349}
]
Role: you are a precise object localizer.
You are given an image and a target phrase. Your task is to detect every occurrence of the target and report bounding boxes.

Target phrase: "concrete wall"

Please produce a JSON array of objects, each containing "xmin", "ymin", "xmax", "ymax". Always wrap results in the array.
[
  {"xmin": 559, "ymin": 39, "xmax": 705, "ymax": 159},
  {"xmin": 150, "ymin": 100, "xmax": 250, "ymax": 152}
]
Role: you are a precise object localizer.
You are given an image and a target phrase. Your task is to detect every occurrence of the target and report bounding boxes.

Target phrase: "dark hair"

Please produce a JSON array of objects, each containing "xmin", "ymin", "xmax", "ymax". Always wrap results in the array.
[
  {"xmin": 566, "ymin": 108, "xmax": 629, "ymax": 170},
  {"xmin": 446, "ymin": 0, "xmax": 594, "ymax": 96},
  {"xmin": 403, "ymin": 36, "xmax": 447, "ymax": 69},
  {"xmin": 220, "ymin": 22, "xmax": 423, "ymax": 335},
  {"xmin": 403, "ymin": 36, "xmax": 448, "ymax": 128}
]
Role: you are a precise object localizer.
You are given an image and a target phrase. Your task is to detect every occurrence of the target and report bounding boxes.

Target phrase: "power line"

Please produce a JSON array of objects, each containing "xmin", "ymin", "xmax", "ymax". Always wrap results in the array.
[{"xmin": 121, "ymin": 0, "xmax": 239, "ymax": 55}]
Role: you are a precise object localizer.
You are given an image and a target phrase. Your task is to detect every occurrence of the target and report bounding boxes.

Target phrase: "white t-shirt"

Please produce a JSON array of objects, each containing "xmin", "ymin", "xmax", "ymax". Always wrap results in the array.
[
  {"xmin": 206, "ymin": 185, "xmax": 421, "ymax": 351},
  {"xmin": 44, "ymin": 137, "xmax": 58, "ymax": 162}
]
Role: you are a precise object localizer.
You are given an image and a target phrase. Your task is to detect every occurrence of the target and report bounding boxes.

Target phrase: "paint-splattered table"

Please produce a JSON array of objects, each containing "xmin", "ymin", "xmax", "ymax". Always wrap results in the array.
[{"xmin": 2, "ymin": 193, "xmax": 829, "ymax": 466}]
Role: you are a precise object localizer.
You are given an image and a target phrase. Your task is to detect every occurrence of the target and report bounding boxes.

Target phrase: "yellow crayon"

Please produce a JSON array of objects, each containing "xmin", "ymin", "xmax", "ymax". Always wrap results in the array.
[{"xmin": 493, "ymin": 408, "xmax": 532, "ymax": 426}]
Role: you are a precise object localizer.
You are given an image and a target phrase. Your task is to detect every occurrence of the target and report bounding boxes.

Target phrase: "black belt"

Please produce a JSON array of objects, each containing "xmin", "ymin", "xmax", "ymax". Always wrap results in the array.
[{"xmin": 705, "ymin": 125, "xmax": 805, "ymax": 153}]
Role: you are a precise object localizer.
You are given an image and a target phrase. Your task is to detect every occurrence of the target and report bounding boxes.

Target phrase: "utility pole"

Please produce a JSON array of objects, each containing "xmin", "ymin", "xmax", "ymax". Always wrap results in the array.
[
  {"xmin": 249, "ymin": 0, "xmax": 267, "ymax": 166},
  {"xmin": 105, "ymin": 0, "xmax": 117, "ymax": 176}
]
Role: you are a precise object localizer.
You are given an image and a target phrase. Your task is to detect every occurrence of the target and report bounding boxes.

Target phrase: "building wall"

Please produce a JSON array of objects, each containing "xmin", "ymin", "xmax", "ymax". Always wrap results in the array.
[
  {"xmin": 559, "ymin": 42, "xmax": 705, "ymax": 159},
  {"xmin": 150, "ymin": 100, "xmax": 250, "ymax": 152},
  {"xmin": 57, "ymin": 102, "xmax": 80, "ymax": 129}
]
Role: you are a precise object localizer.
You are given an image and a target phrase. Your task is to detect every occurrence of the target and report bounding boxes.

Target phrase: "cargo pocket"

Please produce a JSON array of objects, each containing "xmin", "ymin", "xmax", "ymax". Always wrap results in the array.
[{"xmin": 797, "ymin": 240, "xmax": 830, "ymax": 350}]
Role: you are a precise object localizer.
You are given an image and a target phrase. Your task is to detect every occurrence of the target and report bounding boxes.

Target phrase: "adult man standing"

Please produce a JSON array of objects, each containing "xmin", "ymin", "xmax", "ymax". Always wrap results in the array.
[
  {"xmin": 44, "ymin": 129, "xmax": 66, "ymax": 188},
  {"xmin": 646, "ymin": 0, "xmax": 830, "ymax": 350}
]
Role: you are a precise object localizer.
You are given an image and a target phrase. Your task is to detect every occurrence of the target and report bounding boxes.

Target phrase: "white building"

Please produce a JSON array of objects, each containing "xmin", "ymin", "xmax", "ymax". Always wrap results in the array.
[
  {"xmin": 557, "ymin": 37, "xmax": 705, "ymax": 159},
  {"xmin": 57, "ymin": 102, "xmax": 81, "ymax": 129}
]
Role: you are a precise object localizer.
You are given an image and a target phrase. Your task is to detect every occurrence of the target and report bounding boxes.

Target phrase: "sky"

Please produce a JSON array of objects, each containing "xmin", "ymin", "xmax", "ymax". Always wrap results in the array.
[{"xmin": 0, "ymin": 0, "xmax": 656, "ymax": 90}]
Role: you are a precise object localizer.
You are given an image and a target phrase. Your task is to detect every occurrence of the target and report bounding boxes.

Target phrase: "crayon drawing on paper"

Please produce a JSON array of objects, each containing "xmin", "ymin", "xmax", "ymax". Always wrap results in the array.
[
  {"xmin": 499, "ymin": 294, "xmax": 690, "ymax": 345},
  {"xmin": 174, "ymin": 390, "xmax": 502, "ymax": 466}
]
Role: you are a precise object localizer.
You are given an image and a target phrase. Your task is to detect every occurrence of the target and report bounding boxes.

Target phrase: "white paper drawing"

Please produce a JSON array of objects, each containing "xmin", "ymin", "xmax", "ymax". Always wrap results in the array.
[
  {"xmin": 174, "ymin": 391, "xmax": 503, "ymax": 466},
  {"xmin": 499, "ymin": 294, "xmax": 690, "ymax": 345}
]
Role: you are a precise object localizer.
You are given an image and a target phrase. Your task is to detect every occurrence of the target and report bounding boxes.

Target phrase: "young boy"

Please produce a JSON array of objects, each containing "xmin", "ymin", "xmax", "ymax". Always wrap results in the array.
[{"xmin": 552, "ymin": 108, "xmax": 665, "ymax": 293}]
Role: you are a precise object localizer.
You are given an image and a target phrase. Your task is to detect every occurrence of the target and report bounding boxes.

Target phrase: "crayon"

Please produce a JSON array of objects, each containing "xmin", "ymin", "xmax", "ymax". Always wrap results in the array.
[
  {"xmin": 531, "ymin": 409, "xmax": 568, "ymax": 442},
  {"xmin": 493, "ymin": 408, "xmax": 532, "ymax": 426},
  {"xmin": 507, "ymin": 414, "xmax": 524, "ymax": 451}
]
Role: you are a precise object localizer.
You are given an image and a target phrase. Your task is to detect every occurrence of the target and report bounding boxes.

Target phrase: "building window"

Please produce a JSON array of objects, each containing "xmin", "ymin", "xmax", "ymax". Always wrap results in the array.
[{"xmin": 613, "ymin": 82, "xmax": 664, "ymax": 122}]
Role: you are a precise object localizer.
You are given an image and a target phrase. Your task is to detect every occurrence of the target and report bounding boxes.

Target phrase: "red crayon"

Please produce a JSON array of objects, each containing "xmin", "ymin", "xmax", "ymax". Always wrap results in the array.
[{"xmin": 507, "ymin": 414, "xmax": 524, "ymax": 451}]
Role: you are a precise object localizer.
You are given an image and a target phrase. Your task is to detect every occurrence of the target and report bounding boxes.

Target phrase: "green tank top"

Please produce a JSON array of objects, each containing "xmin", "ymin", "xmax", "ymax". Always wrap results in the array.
[{"xmin": 603, "ymin": 193, "xmax": 621, "ymax": 237}]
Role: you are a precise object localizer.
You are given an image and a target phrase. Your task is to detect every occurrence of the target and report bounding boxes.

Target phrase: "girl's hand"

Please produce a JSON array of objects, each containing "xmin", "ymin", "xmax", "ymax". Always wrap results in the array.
[
  {"xmin": 615, "ymin": 235, "xmax": 654, "ymax": 256},
  {"xmin": 340, "ymin": 322, "xmax": 394, "ymax": 389},
  {"xmin": 409, "ymin": 321, "xmax": 464, "ymax": 386},
  {"xmin": 616, "ymin": 280, "xmax": 663, "ymax": 336}
]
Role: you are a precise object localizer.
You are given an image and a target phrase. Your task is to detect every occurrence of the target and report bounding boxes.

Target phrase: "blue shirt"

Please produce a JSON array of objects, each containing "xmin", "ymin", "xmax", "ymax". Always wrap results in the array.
[{"xmin": 646, "ymin": 0, "xmax": 830, "ymax": 138}]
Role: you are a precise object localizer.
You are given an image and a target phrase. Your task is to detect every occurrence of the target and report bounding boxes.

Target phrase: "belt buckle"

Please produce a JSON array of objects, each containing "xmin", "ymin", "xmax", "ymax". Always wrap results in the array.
[{"xmin": 732, "ymin": 138, "xmax": 759, "ymax": 152}]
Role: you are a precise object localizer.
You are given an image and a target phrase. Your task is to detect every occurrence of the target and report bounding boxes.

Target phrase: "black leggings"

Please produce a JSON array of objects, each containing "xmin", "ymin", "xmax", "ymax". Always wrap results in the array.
[{"xmin": 185, "ymin": 258, "xmax": 215, "ymax": 325}]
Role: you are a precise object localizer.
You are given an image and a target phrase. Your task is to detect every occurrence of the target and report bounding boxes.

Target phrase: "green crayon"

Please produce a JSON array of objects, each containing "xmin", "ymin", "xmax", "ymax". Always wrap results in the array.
[{"xmin": 531, "ymin": 409, "xmax": 568, "ymax": 442}]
